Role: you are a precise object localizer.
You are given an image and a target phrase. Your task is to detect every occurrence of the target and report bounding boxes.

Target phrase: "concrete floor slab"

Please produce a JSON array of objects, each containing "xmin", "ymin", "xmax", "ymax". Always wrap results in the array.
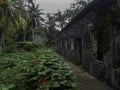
[{"xmin": 67, "ymin": 61, "xmax": 115, "ymax": 90}]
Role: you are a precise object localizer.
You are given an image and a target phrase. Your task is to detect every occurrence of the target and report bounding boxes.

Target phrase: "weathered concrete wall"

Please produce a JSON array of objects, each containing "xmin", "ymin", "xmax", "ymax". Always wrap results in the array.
[{"xmin": 55, "ymin": 0, "xmax": 120, "ymax": 89}]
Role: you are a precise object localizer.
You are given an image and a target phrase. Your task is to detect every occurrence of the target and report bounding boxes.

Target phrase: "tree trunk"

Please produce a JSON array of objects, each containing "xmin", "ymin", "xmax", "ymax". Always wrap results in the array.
[
  {"xmin": 32, "ymin": 26, "xmax": 35, "ymax": 42},
  {"xmin": 24, "ymin": 29, "xmax": 26, "ymax": 41},
  {"xmin": 0, "ymin": 30, "xmax": 4, "ymax": 54},
  {"xmin": 32, "ymin": 29, "xmax": 34, "ymax": 42},
  {"xmin": 2, "ymin": 32, "xmax": 5, "ymax": 46},
  {"xmin": 0, "ymin": 33, "xmax": 2, "ymax": 54}
]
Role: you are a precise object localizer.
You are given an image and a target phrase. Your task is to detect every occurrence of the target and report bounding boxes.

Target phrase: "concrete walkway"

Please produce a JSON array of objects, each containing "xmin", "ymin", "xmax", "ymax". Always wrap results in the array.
[{"xmin": 67, "ymin": 62, "xmax": 115, "ymax": 90}]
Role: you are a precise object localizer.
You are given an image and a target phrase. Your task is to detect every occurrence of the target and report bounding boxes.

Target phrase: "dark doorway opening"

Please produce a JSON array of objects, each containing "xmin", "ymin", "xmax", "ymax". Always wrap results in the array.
[
  {"xmin": 76, "ymin": 38, "xmax": 82, "ymax": 65},
  {"xmin": 115, "ymin": 25, "xmax": 120, "ymax": 68},
  {"xmin": 97, "ymin": 29, "xmax": 104, "ymax": 61}
]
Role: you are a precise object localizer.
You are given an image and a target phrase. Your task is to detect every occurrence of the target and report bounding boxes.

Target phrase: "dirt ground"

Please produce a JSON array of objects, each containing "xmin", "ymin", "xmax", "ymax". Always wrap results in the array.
[{"xmin": 67, "ymin": 61, "xmax": 115, "ymax": 90}]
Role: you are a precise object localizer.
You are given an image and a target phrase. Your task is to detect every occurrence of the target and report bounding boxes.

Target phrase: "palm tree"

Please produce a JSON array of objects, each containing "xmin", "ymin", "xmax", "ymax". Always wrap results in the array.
[
  {"xmin": 0, "ymin": 0, "xmax": 26, "ymax": 53},
  {"xmin": 28, "ymin": 2, "xmax": 44, "ymax": 41},
  {"xmin": 54, "ymin": 10, "xmax": 66, "ymax": 30},
  {"xmin": 11, "ymin": 0, "xmax": 37, "ymax": 42}
]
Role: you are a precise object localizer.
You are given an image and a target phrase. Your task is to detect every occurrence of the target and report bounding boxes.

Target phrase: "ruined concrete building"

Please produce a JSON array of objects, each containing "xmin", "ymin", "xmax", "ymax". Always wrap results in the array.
[{"xmin": 55, "ymin": 0, "xmax": 120, "ymax": 89}]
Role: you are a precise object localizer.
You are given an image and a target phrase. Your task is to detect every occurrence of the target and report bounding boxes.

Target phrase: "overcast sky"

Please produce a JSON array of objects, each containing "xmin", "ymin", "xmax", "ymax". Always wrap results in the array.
[{"xmin": 36, "ymin": 0, "xmax": 74, "ymax": 14}]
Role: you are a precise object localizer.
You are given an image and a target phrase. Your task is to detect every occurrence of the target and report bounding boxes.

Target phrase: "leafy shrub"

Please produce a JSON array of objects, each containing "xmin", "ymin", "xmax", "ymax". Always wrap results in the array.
[
  {"xmin": 33, "ymin": 35, "xmax": 48, "ymax": 47},
  {"xmin": 0, "ymin": 84, "xmax": 15, "ymax": 90},
  {"xmin": 27, "ymin": 58, "xmax": 77, "ymax": 90},
  {"xmin": 0, "ymin": 48, "xmax": 77, "ymax": 90},
  {"xmin": 2, "ymin": 44, "xmax": 17, "ymax": 54},
  {"xmin": 16, "ymin": 42, "xmax": 36, "ymax": 51}
]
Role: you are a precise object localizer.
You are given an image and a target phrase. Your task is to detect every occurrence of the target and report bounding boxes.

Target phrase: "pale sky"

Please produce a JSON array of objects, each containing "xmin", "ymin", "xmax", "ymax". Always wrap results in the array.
[{"xmin": 36, "ymin": 0, "xmax": 75, "ymax": 13}]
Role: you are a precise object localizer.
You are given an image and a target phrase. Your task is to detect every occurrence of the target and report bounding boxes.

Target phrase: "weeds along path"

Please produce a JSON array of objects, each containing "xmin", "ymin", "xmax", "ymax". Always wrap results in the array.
[{"xmin": 0, "ymin": 48, "xmax": 78, "ymax": 90}]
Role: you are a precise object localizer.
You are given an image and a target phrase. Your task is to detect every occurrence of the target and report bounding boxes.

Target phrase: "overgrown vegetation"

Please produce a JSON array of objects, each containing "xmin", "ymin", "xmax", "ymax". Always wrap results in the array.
[
  {"xmin": 0, "ymin": 48, "xmax": 77, "ymax": 90},
  {"xmin": 0, "ymin": 0, "xmax": 92, "ymax": 90}
]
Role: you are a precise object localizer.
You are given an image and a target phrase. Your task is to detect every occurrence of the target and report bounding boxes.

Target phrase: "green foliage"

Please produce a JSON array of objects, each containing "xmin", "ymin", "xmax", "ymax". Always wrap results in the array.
[
  {"xmin": 0, "ymin": 48, "xmax": 77, "ymax": 90},
  {"xmin": 45, "ymin": 13, "xmax": 59, "ymax": 45},
  {"xmin": 2, "ymin": 41, "xmax": 36, "ymax": 54},
  {"xmin": 0, "ymin": 84, "xmax": 15, "ymax": 90},
  {"xmin": 16, "ymin": 42, "xmax": 36, "ymax": 51},
  {"xmin": 2, "ymin": 44, "xmax": 17, "ymax": 54}
]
